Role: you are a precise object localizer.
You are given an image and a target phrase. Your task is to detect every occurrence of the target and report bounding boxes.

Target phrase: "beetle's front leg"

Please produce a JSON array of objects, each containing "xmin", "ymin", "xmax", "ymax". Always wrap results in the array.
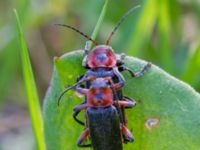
[
  {"xmin": 116, "ymin": 53, "xmax": 126, "ymax": 66},
  {"xmin": 82, "ymin": 41, "xmax": 90, "ymax": 68},
  {"xmin": 134, "ymin": 62, "xmax": 151, "ymax": 77},
  {"xmin": 112, "ymin": 67, "xmax": 125, "ymax": 91},
  {"xmin": 121, "ymin": 62, "xmax": 151, "ymax": 78}
]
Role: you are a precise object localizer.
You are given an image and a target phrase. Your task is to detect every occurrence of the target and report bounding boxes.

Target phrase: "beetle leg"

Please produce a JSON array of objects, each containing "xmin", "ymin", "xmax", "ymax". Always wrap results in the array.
[
  {"xmin": 73, "ymin": 110, "xmax": 85, "ymax": 126},
  {"xmin": 84, "ymin": 41, "xmax": 90, "ymax": 56},
  {"xmin": 119, "ymin": 53, "xmax": 126, "ymax": 60},
  {"xmin": 122, "ymin": 96, "xmax": 137, "ymax": 108},
  {"xmin": 116, "ymin": 53, "xmax": 126, "ymax": 66},
  {"xmin": 134, "ymin": 62, "xmax": 151, "ymax": 77},
  {"xmin": 113, "ymin": 67, "xmax": 125, "ymax": 82},
  {"xmin": 73, "ymin": 103, "xmax": 87, "ymax": 126},
  {"xmin": 77, "ymin": 128, "xmax": 91, "ymax": 147},
  {"xmin": 113, "ymin": 100, "xmax": 136, "ymax": 108},
  {"xmin": 73, "ymin": 103, "xmax": 88, "ymax": 112},
  {"xmin": 122, "ymin": 62, "xmax": 151, "ymax": 77},
  {"xmin": 73, "ymin": 101, "xmax": 86, "ymax": 126},
  {"xmin": 112, "ymin": 67, "xmax": 125, "ymax": 91},
  {"xmin": 120, "ymin": 124, "xmax": 134, "ymax": 142},
  {"xmin": 122, "ymin": 66, "xmax": 135, "ymax": 76},
  {"xmin": 82, "ymin": 41, "xmax": 90, "ymax": 68}
]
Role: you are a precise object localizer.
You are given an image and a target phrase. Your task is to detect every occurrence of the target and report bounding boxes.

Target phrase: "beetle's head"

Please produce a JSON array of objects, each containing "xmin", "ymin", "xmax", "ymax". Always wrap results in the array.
[{"xmin": 87, "ymin": 45, "xmax": 117, "ymax": 68}]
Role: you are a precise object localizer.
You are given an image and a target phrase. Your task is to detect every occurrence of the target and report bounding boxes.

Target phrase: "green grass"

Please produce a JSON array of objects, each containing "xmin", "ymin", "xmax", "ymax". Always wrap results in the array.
[
  {"xmin": 88, "ymin": 0, "xmax": 109, "ymax": 50},
  {"xmin": 126, "ymin": 0, "xmax": 157, "ymax": 56},
  {"xmin": 14, "ymin": 9, "xmax": 46, "ymax": 150}
]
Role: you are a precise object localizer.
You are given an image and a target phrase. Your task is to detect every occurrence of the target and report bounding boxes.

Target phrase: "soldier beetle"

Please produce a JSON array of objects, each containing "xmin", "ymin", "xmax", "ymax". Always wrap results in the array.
[{"xmin": 57, "ymin": 5, "xmax": 151, "ymax": 148}]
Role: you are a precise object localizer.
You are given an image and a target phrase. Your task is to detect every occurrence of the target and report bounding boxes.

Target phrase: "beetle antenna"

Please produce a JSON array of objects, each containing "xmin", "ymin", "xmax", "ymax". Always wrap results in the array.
[
  {"xmin": 57, "ymin": 88, "xmax": 70, "ymax": 106},
  {"xmin": 105, "ymin": 5, "xmax": 141, "ymax": 45},
  {"xmin": 55, "ymin": 24, "xmax": 98, "ymax": 46},
  {"xmin": 57, "ymin": 84, "xmax": 79, "ymax": 106},
  {"xmin": 57, "ymin": 77, "xmax": 88, "ymax": 106}
]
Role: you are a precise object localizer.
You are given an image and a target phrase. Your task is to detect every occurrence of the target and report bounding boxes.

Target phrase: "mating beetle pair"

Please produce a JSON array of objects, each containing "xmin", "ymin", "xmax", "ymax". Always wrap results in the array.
[
  {"xmin": 58, "ymin": 44, "xmax": 151, "ymax": 147},
  {"xmin": 57, "ymin": 5, "xmax": 151, "ymax": 149}
]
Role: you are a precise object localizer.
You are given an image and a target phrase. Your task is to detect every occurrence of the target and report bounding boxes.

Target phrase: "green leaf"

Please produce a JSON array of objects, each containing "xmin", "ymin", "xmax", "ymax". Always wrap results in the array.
[
  {"xmin": 14, "ymin": 9, "xmax": 46, "ymax": 150},
  {"xmin": 44, "ymin": 50, "xmax": 200, "ymax": 150}
]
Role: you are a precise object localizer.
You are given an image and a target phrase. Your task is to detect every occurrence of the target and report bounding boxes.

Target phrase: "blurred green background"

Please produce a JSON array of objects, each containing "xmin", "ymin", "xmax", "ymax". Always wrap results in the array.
[{"xmin": 0, "ymin": 0, "xmax": 200, "ymax": 149}]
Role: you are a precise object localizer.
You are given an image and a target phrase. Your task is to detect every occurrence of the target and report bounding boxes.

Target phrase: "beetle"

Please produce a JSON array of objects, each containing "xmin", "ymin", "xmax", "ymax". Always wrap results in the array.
[
  {"xmin": 58, "ymin": 44, "xmax": 150, "ymax": 125},
  {"xmin": 73, "ymin": 77, "xmax": 135, "ymax": 147},
  {"xmin": 57, "ymin": 5, "xmax": 151, "ymax": 126},
  {"xmin": 57, "ymin": 5, "xmax": 151, "ymax": 147},
  {"xmin": 57, "ymin": 43, "xmax": 150, "ymax": 144}
]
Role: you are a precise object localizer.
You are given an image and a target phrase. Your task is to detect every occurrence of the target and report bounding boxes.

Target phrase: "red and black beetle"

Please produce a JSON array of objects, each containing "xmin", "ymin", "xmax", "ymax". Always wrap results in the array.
[
  {"xmin": 73, "ymin": 77, "xmax": 135, "ymax": 147},
  {"xmin": 57, "ymin": 5, "xmax": 151, "ymax": 148}
]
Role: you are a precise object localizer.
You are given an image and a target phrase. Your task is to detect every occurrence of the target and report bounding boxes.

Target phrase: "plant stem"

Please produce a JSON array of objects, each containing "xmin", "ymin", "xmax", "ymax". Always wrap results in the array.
[{"xmin": 88, "ymin": 0, "xmax": 109, "ymax": 50}]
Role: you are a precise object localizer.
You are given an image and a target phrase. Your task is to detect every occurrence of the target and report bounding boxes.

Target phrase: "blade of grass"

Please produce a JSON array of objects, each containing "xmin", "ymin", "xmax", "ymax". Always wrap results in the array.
[
  {"xmin": 87, "ymin": 0, "xmax": 109, "ymax": 50},
  {"xmin": 181, "ymin": 43, "xmax": 200, "ymax": 85},
  {"xmin": 157, "ymin": 0, "xmax": 173, "ymax": 72},
  {"xmin": 126, "ymin": 0, "xmax": 157, "ymax": 56},
  {"xmin": 14, "ymin": 9, "xmax": 46, "ymax": 150}
]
